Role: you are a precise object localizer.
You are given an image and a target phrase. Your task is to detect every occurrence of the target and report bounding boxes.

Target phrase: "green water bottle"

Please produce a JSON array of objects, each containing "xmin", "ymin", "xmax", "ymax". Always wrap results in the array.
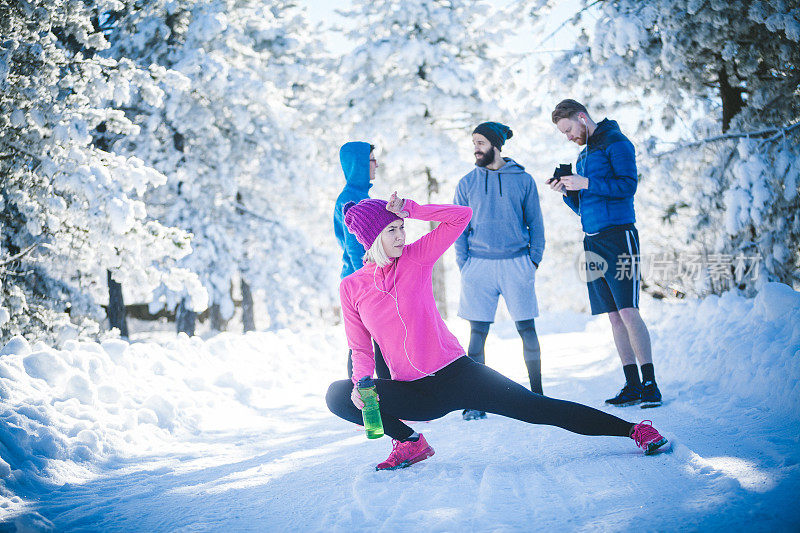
[{"xmin": 357, "ymin": 377, "xmax": 384, "ymax": 439}]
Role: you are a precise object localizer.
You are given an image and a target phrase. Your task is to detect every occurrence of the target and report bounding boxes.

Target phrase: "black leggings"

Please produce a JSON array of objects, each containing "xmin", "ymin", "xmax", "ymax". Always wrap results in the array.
[{"xmin": 326, "ymin": 356, "xmax": 634, "ymax": 441}]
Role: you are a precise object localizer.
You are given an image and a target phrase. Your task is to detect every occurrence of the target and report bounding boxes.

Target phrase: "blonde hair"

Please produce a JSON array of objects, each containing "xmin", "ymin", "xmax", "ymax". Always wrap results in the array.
[{"xmin": 363, "ymin": 231, "xmax": 391, "ymax": 267}]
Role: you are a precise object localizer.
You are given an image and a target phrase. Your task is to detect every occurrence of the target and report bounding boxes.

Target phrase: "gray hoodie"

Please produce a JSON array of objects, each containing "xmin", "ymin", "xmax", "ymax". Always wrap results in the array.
[{"xmin": 453, "ymin": 158, "xmax": 545, "ymax": 269}]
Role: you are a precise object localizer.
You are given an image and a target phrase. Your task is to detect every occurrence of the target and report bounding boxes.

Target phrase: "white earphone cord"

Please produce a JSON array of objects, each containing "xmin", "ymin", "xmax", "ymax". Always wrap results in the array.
[{"xmin": 372, "ymin": 264, "xmax": 435, "ymax": 377}]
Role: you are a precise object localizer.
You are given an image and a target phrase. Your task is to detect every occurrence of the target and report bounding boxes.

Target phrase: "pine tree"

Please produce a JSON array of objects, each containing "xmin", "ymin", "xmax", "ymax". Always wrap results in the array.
[
  {"xmin": 335, "ymin": 0, "xmax": 509, "ymax": 314},
  {"xmin": 105, "ymin": 0, "xmax": 336, "ymax": 332},
  {"xmin": 524, "ymin": 0, "xmax": 800, "ymax": 295},
  {"xmin": 0, "ymin": 0, "xmax": 198, "ymax": 344}
]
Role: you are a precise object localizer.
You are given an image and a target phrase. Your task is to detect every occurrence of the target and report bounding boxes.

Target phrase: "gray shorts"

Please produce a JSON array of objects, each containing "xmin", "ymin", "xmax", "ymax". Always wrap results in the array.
[{"xmin": 458, "ymin": 255, "xmax": 539, "ymax": 322}]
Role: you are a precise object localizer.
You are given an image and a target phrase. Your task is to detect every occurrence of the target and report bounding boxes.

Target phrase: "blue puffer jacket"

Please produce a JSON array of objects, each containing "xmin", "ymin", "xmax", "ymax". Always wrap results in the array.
[
  {"xmin": 563, "ymin": 119, "xmax": 637, "ymax": 234},
  {"xmin": 334, "ymin": 142, "xmax": 372, "ymax": 278}
]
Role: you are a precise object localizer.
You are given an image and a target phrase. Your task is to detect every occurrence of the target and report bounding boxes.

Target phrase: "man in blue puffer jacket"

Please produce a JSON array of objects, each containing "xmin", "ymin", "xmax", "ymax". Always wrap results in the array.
[
  {"xmin": 454, "ymin": 122, "xmax": 546, "ymax": 420},
  {"xmin": 333, "ymin": 141, "xmax": 389, "ymax": 379},
  {"xmin": 549, "ymin": 100, "xmax": 662, "ymax": 409}
]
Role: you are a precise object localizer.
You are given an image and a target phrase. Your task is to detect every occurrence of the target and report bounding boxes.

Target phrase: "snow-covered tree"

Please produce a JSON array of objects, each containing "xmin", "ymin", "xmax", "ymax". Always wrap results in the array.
[
  {"xmin": 335, "ymin": 0, "xmax": 512, "ymax": 314},
  {"xmin": 104, "ymin": 0, "xmax": 338, "ymax": 331},
  {"xmin": 522, "ymin": 0, "xmax": 800, "ymax": 295},
  {"xmin": 0, "ymin": 0, "xmax": 202, "ymax": 344},
  {"xmin": 336, "ymin": 0, "xmax": 511, "ymax": 194}
]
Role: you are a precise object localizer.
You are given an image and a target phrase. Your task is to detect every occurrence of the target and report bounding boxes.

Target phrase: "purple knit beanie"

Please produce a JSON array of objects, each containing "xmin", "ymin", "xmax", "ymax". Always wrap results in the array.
[{"xmin": 343, "ymin": 199, "xmax": 402, "ymax": 248}]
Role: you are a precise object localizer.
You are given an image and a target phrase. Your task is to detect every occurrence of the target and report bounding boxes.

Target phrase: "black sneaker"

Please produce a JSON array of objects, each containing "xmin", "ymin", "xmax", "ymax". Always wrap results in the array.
[
  {"xmin": 462, "ymin": 409, "xmax": 487, "ymax": 420},
  {"xmin": 605, "ymin": 384, "xmax": 642, "ymax": 407},
  {"xmin": 640, "ymin": 381, "xmax": 663, "ymax": 408}
]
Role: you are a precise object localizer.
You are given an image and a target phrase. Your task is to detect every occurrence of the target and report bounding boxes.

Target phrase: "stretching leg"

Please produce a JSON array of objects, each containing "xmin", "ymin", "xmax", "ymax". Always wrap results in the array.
[
  {"xmin": 326, "ymin": 377, "xmax": 457, "ymax": 441},
  {"xmin": 328, "ymin": 358, "xmax": 634, "ymax": 440},
  {"xmin": 454, "ymin": 359, "xmax": 633, "ymax": 436}
]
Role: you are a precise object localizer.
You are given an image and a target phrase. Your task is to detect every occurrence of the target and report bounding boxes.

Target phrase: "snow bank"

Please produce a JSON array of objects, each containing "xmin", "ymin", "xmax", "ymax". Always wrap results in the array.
[
  {"xmin": 644, "ymin": 282, "xmax": 800, "ymax": 416},
  {"xmin": 0, "ymin": 283, "xmax": 797, "ymax": 525},
  {"xmin": 0, "ymin": 328, "xmax": 343, "ymax": 514}
]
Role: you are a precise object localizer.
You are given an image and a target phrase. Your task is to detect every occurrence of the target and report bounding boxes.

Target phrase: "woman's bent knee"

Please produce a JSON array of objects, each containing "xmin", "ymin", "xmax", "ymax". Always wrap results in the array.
[{"xmin": 326, "ymin": 379, "xmax": 353, "ymax": 415}]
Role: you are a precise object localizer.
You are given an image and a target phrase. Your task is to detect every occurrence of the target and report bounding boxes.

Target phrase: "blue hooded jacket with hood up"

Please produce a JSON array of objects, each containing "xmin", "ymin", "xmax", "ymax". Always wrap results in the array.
[
  {"xmin": 563, "ymin": 119, "xmax": 638, "ymax": 234},
  {"xmin": 453, "ymin": 158, "xmax": 545, "ymax": 269},
  {"xmin": 334, "ymin": 142, "xmax": 373, "ymax": 278}
]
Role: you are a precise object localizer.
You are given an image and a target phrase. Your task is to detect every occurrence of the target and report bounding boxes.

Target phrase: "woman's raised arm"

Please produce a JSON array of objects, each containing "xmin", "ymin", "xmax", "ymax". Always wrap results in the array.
[{"xmin": 400, "ymin": 199, "xmax": 472, "ymax": 265}]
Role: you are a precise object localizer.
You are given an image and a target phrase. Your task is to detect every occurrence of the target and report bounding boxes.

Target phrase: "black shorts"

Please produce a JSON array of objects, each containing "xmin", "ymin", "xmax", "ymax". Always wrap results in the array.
[{"xmin": 583, "ymin": 224, "xmax": 640, "ymax": 315}]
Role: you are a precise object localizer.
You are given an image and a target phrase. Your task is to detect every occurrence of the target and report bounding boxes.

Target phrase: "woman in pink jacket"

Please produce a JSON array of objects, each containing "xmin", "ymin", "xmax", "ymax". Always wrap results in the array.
[{"xmin": 326, "ymin": 193, "xmax": 668, "ymax": 470}]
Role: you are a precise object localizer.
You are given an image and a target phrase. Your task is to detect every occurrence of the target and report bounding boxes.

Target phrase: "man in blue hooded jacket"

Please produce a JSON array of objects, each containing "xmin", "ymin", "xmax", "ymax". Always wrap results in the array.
[
  {"xmin": 454, "ymin": 122, "xmax": 546, "ymax": 419},
  {"xmin": 549, "ymin": 99, "xmax": 662, "ymax": 408},
  {"xmin": 333, "ymin": 141, "xmax": 389, "ymax": 379}
]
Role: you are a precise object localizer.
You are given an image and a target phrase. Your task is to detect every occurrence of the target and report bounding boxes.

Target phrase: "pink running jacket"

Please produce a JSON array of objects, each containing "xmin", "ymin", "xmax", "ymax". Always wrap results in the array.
[{"xmin": 340, "ymin": 200, "xmax": 473, "ymax": 383}]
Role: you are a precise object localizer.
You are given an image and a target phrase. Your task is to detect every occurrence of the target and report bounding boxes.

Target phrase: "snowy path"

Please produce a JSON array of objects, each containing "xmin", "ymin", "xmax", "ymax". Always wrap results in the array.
[{"xmin": 14, "ymin": 315, "xmax": 800, "ymax": 532}]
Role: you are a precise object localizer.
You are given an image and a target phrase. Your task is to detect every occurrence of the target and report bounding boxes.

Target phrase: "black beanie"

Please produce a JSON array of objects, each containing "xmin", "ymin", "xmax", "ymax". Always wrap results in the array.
[{"xmin": 472, "ymin": 122, "xmax": 513, "ymax": 149}]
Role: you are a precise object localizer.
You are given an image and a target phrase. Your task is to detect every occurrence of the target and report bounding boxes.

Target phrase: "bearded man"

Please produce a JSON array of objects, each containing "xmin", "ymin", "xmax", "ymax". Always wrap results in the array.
[{"xmin": 453, "ymin": 122, "xmax": 546, "ymax": 420}]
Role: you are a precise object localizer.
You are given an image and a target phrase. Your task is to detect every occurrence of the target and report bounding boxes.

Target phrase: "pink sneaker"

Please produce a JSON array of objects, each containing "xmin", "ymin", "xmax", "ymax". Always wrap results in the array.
[
  {"xmin": 376, "ymin": 434, "xmax": 435, "ymax": 471},
  {"xmin": 631, "ymin": 420, "xmax": 669, "ymax": 455}
]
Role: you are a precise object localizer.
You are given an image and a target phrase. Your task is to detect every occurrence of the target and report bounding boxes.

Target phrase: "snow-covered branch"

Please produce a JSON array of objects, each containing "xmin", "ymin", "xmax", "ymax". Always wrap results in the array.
[
  {"xmin": 0, "ymin": 242, "xmax": 42, "ymax": 268},
  {"xmin": 532, "ymin": 0, "xmax": 603, "ymax": 48},
  {"xmin": 651, "ymin": 122, "xmax": 800, "ymax": 158},
  {"xmin": 234, "ymin": 203, "xmax": 281, "ymax": 226}
]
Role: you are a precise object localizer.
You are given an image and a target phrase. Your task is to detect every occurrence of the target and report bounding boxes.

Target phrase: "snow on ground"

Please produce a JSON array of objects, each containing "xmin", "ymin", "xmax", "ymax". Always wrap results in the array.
[{"xmin": 0, "ymin": 283, "xmax": 798, "ymax": 531}]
